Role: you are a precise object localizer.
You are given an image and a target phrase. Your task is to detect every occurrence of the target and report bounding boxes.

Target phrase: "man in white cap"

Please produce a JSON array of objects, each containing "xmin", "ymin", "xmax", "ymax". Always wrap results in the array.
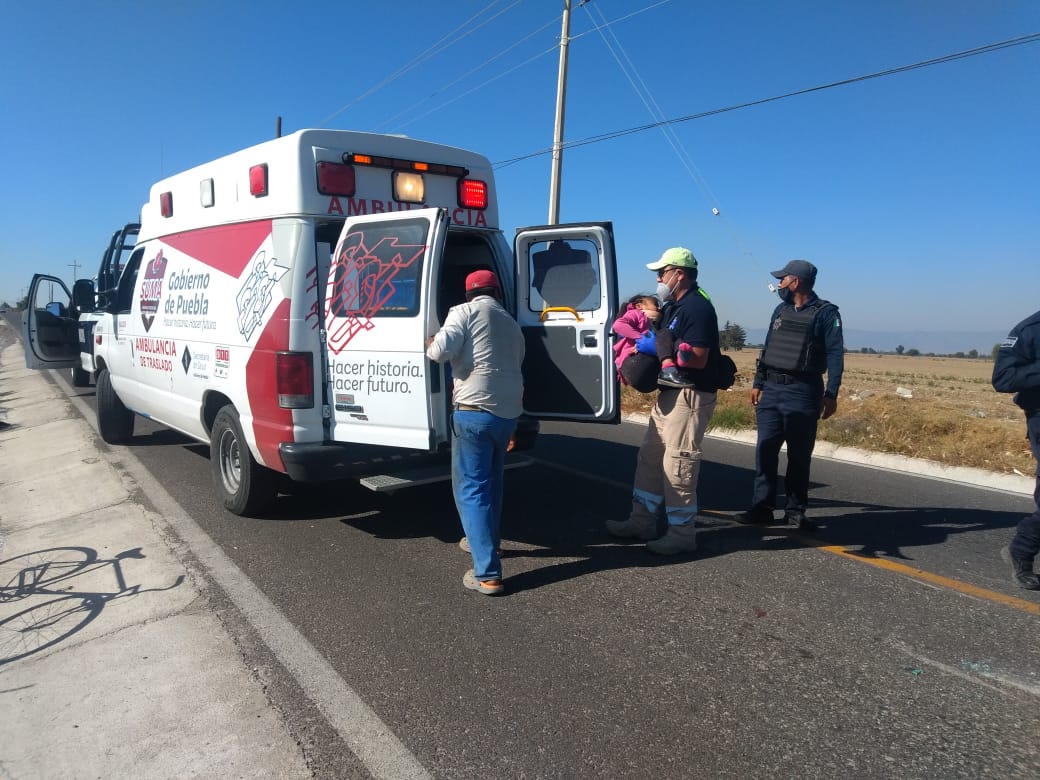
[{"xmin": 606, "ymin": 247, "xmax": 722, "ymax": 554}]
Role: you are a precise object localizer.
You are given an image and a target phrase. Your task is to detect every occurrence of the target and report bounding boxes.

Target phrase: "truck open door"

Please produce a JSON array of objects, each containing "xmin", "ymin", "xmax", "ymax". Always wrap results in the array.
[
  {"xmin": 514, "ymin": 222, "xmax": 619, "ymax": 423},
  {"xmin": 22, "ymin": 274, "xmax": 81, "ymax": 370},
  {"xmin": 323, "ymin": 208, "xmax": 449, "ymax": 451}
]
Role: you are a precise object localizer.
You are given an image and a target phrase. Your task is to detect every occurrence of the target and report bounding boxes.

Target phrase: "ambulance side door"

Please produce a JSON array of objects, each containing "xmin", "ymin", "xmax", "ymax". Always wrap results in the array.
[
  {"xmin": 21, "ymin": 274, "xmax": 80, "ymax": 369},
  {"xmin": 323, "ymin": 208, "xmax": 447, "ymax": 450},
  {"xmin": 514, "ymin": 222, "xmax": 619, "ymax": 422}
]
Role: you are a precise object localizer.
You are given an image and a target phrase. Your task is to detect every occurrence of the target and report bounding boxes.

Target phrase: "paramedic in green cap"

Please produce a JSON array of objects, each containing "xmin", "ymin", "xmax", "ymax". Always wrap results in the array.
[{"xmin": 606, "ymin": 246, "xmax": 721, "ymax": 554}]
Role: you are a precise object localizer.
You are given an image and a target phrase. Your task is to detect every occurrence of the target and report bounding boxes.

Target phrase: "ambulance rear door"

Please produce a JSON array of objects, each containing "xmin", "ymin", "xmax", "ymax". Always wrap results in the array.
[
  {"xmin": 22, "ymin": 274, "xmax": 80, "ymax": 369},
  {"xmin": 514, "ymin": 222, "xmax": 619, "ymax": 423},
  {"xmin": 323, "ymin": 208, "xmax": 448, "ymax": 450}
]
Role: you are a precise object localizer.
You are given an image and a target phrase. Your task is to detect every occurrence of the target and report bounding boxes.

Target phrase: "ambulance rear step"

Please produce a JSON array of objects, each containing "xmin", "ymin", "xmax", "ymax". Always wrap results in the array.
[{"xmin": 359, "ymin": 453, "xmax": 533, "ymax": 493}]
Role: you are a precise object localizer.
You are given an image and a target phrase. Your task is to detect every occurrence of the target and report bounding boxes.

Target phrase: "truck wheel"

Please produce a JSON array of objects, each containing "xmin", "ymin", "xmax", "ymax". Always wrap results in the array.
[
  {"xmin": 71, "ymin": 364, "xmax": 91, "ymax": 387},
  {"xmin": 210, "ymin": 405, "xmax": 276, "ymax": 516},
  {"xmin": 95, "ymin": 368, "xmax": 134, "ymax": 443}
]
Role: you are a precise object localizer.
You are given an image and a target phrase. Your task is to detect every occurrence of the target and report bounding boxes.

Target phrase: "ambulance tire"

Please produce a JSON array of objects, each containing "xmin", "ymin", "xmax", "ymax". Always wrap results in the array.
[
  {"xmin": 70, "ymin": 364, "xmax": 91, "ymax": 387},
  {"xmin": 210, "ymin": 405, "xmax": 276, "ymax": 516},
  {"xmin": 96, "ymin": 368, "xmax": 135, "ymax": 443}
]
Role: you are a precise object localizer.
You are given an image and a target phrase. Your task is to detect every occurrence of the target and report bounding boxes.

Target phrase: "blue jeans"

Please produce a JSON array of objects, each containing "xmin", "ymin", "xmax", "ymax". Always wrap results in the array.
[
  {"xmin": 1010, "ymin": 413, "xmax": 1040, "ymax": 562},
  {"xmin": 451, "ymin": 410, "xmax": 516, "ymax": 581}
]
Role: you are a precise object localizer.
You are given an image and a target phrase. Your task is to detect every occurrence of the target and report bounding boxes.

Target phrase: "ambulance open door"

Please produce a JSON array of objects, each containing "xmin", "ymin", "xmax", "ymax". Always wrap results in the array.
[
  {"xmin": 323, "ymin": 208, "xmax": 448, "ymax": 450},
  {"xmin": 514, "ymin": 222, "xmax": 619, "ymax": 423}
]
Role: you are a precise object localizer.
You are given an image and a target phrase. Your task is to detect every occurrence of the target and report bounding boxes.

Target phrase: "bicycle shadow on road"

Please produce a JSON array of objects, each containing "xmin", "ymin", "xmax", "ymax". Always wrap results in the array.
[{"xmin": 0, "ymin": 545, "xmax": 185, "ymax": 665}]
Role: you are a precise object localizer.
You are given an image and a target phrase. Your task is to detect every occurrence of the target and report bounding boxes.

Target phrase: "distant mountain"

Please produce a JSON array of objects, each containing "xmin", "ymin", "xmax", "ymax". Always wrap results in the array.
[{"xmin": 743, "ymin": 328, "xmax": 1005, "ymax": 356}]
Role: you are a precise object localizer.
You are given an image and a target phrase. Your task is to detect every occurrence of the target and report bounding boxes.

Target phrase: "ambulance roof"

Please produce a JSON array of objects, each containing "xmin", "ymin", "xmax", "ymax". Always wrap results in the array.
[{"xmin": 138, "ymin": 129, "xmax": 499, "ymax": 241}]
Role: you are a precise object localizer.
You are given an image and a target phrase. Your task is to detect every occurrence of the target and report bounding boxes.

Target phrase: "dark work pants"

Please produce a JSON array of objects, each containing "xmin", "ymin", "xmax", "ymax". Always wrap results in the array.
[
  {"xmin": 751, "ymin": 380, "xmax": 823, "ymax": 514},
  {"xmin": 1010, "ymin": 413, "xmax": 1040, "ymax": 562}
]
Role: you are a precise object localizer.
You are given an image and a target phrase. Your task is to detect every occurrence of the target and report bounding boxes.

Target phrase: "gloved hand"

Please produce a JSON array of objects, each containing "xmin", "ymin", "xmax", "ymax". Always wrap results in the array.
[{"xmin": 635, "ymin": 330, "xmax": 657, "ymax": 355}]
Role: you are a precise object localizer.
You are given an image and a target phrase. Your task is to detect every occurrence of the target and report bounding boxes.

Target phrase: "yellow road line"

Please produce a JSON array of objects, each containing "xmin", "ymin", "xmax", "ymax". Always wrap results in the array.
[
  {"xmin": 534, "ymin": 467, "xmax": 1040, "ymax": 617},
  {"xmin": 811, "ymin": 540, "xmax": 1040, "ymax": 616},
  {"xmin": 699, "ymin": 509, "xmax": 1040, "ymax": 616}
]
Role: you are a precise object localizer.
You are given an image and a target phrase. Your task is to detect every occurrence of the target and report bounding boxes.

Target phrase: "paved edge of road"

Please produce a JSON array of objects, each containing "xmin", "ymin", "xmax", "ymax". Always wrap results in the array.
[
  {"xmin": 622, "ymin": 412, "xmax": 1035, "ymax": 497},
  {"xmin": 0, "ymin": 319, "xmax": 431, "ymax": 780}
]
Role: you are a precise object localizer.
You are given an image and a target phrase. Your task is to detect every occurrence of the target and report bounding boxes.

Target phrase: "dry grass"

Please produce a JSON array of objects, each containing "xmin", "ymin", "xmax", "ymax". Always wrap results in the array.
[{"xmin": 620, "ymin": 351, "xmax": 1035, "ymax": 476}]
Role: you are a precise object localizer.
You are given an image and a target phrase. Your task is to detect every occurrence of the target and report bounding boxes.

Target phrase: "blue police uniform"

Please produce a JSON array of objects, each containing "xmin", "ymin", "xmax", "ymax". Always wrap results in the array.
[
  {"xmin": 992, "ymin": 310, "xmax": 1040, "ymax": 589},
  {"xmin": 749, "ymin": 294, "xmax": 844, "ymax": 524}
]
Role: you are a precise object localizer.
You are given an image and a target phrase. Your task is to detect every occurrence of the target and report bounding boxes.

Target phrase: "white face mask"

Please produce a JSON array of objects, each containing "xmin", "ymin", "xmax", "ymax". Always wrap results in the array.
[{"xmin": 655, "ymin": 268, "xmax": 677, "ymax": 302}]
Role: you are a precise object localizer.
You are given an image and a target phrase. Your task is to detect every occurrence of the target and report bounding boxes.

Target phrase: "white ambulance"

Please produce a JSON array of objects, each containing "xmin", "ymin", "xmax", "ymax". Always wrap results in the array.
[{"xmin": 23, "ymin": 129, "xmax": 619, "ymax": 515}]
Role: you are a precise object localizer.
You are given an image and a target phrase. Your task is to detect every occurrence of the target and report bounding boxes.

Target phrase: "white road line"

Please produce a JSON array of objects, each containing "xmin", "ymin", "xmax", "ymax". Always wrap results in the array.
[
  {"xmin": 65, "ymin": 388, "xmax": 431, "ymax": 780},
  {"xmin": 888, "ymin": 639, "xmax": 1040, "ymax": 698}
]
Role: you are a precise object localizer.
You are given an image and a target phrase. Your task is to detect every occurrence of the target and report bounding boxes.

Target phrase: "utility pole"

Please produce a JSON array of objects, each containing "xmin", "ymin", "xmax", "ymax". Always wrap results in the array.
[
  {"xmin": 69, "ymin": 259, "xmax": 80, "ymax": 285},
  {"xmin": 547, "ymin": 0, "xmax": 572, "ymax": 225}
]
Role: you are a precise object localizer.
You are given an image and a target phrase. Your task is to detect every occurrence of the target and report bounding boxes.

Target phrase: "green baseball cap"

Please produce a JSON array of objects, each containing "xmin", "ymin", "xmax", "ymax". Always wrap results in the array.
[{"xmin": 646, "ymin": 246, "xmax": 697, "ymax": 271}]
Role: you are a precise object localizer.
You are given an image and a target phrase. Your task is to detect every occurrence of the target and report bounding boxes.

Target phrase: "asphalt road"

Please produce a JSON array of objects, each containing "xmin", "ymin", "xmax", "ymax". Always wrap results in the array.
[{"xmin": 16, "ymin": 324, "xmax": 1040, "ymax": 778}]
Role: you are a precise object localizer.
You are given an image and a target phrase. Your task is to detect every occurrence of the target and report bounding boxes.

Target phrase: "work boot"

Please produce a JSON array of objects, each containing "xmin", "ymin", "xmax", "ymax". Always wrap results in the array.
[
  {"xmin": 647, "ymin": 523, "xmax": 698, "ymax": 555},
  {"xmin": 1001, "ymin": 546, "xmax": 1040, "ymax": 590},
  {"xmin": 784, "ymin": 511, "xmax": 818, "ymax": 532},
  {"xmin": 606, "ymin": 515, "xmax": 658, "ymax": 540},
  {"xmin": 657, "ymin": 365, "xmax": 695, "ymax": 389},
  {"xmin": 734, "ymin": 506, "xmax": 774, "ymax": 526}
]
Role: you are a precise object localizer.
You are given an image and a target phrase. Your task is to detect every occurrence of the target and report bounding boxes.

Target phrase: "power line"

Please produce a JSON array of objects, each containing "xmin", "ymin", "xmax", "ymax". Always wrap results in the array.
[
  {"xmin": 377, "ymin": 13, "xmax": 562, "ymax": 132},
  {"xmin": 388, "ymin": 0, "xmax": 676, "ymax": 132},
  {"xmin": 493, "ymin": 32, "xmax": 1040, "ymax": 168},
  {"xmin": 317, "ymin": 0, "xmax": 522, "ymax": 128}
]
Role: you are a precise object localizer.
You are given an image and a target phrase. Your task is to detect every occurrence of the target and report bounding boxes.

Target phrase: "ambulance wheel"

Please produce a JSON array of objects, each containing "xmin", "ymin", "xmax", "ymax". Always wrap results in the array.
[
  {"xmin": 211, "ymin": 405, "xmax": 276, "ymax": 516},
  {"xmin": 96, "ymin": 368, "xmax": 134, "ymax": 443},
  {"xmin": 70, "ymin": 364, "xmax": 91, "ymax": 387}
]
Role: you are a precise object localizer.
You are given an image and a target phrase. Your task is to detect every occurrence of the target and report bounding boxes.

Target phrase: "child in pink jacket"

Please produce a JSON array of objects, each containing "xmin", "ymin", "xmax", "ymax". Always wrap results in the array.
[{"xmin": 613, "ymin": 294, "xmax": 660, "ymax": 384}]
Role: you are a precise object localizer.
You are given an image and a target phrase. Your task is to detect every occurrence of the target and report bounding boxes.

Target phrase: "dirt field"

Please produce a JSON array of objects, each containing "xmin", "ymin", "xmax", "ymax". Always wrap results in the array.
[{"xmin": 620, "ymin": 351, "xmax": 1036, "ymax": 476}]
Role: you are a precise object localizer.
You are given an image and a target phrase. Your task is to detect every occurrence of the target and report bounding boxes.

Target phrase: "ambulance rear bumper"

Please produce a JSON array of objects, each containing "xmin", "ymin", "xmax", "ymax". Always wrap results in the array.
[{"xmin": 278, "ymin": 441, "xmax": 447, "ymax": 483}]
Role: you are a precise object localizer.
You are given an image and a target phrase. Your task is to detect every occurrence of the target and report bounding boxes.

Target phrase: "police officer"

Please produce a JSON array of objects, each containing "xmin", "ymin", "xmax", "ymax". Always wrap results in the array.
[
  {"xmin": 736, "ymin": 259, "xmax": 843, "ymax": 531},
  {"xmin": 992, "ymin": 310, "xmax": 1040, "ymax": 590}
]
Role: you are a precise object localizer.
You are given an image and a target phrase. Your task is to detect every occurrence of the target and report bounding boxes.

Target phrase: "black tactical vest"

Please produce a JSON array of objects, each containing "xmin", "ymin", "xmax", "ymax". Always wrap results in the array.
[{"xmin": 761, "ymin": 299, "xmax": 829, "ymax": 373}]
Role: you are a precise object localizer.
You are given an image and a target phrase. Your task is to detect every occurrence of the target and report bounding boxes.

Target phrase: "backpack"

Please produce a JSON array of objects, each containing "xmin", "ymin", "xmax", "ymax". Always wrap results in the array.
[{"xmin": 715, "ymin": 353, "xmax": 737, "ymax": 390}]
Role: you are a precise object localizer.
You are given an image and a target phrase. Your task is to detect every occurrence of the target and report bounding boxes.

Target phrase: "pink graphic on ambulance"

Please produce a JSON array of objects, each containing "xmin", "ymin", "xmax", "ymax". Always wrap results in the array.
[{"xmin": 140, "ymin": 250, "xmax": 168, "ymax": 332}]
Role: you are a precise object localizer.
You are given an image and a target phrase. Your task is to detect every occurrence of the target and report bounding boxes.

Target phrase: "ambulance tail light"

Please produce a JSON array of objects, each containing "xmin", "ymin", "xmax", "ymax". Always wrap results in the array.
[
  {"xmin": 249, "ymin": 164, "xmax": 268, "ymax": 197},
  {"xmin": 276, "ymin": 352, "xmax": 313, "ymax": 408},
  {"xmin": 316, "ymin": 161, "xmax": 356, "ymax": 196},
  {"xmin": 458, "ymin": 179, "xmax": 488, "ymax": 210}
]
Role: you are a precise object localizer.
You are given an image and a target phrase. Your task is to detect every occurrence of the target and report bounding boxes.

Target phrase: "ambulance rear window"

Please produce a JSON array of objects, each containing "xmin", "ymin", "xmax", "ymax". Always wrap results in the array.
[
  {"xmin": 327, "ymin": 218, "xmax": 430, "ymax": 318},
  {"xmin": 529, "ymin": 238, "xmax": 601, "ymax": 312}
]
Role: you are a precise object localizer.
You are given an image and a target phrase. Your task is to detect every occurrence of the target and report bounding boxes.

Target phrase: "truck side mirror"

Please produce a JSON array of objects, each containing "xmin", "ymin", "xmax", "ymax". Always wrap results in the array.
[
  {"xmin": 73, "ymin": 279, "xmax": 96, "ymax": 313},
  {"xmin": 45, "ymin": 301, "xmax": 67, "ymax": 318}
]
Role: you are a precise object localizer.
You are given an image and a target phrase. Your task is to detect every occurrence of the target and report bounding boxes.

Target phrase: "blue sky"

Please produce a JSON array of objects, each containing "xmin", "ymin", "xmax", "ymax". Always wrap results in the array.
[{"xmin": 2, "ymin": 1, "xmax": 1037, "ymax": 348}]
